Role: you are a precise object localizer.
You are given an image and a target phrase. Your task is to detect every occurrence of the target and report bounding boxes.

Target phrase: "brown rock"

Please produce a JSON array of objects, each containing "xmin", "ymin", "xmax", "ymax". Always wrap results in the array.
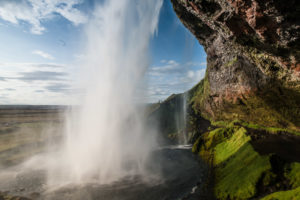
[{"xmin": 171, "ymin": 0, "xmax": 300, "ymax": 129}]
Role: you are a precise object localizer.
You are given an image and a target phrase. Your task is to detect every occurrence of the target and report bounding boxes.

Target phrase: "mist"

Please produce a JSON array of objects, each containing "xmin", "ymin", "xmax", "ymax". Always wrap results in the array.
[
  {"xmin": 0, "ymin": 1, "xmax": 209, "ymax": 199},
  {"xmin": 47, "ymin": 0, "xmax": 163, "ymax": 185}
]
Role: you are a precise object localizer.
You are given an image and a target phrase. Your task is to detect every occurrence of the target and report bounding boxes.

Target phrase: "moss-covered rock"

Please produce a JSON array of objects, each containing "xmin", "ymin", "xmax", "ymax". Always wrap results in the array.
[
  {"xmin": 171, "ymin": 0, "xmax": 300, "ymax": 130},
  {"xmin": 285, "ymin": 163, "xmax": 300, "ymax": 189},
  {"xmin": 260, "ymin": 162, "xmax": 300, "ymax": 199},
  {"xmin": 215, "ymin": 143, "xmax": 271, "ymax": 200},
  {"xmin": 192, "ymin": 123, "xmax": 300, "ymax": 199},
  {"xmin": 261, "ymin": 187, "xmax": 300, "ymax": 200},
  {"xmin": 214, "ymin": 127, "xmax": 250, "ymax": 165}
]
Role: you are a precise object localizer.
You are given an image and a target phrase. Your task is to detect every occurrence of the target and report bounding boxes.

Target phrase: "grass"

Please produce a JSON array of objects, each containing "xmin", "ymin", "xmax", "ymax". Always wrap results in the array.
[
  {"xmin": 192, "ymin": 137, "xmax": 201, "ymax": 153},
  {"xmin": 205, "ymin": 128, "xmax": 227, "ymax": 147},
  {"xmin": 240, "ymin": 121, "xmax": 300, "ymax": 136},
  {"xmin": 214, "ymin": 127, "xmax": 250, "ymax": 165},
  {"xmin": 195, "ymin": 126, "xmax": 282, "ymax": 199},
  {"xmin": 198, "ymin": 127, "xmax": 229, "ymax": 164},
  {"xmin": 211, "ymin": 119, "xmax": 300, "ymax": 136},
  {"xmin": 285, "ymin": 162, "xmax": 300, "ymax": 188},
  {"xmin": 147, "ymin": 93, "xmax": 186, "ymax": 137},
  {"xmin": 260, "ymin": 186, "xmax": 300, "ymax": 200},
  {"xmin": 193, "ymin": 122, "xmax": 300, "ymax": 199},
  {"xmin": 0, "ymin": 121, "xmax": 63, "ymax": 167},
  {"xmin": 215, "ymin": 142, "xmax": 271, "ymax": 200},
  {"xmin": 189, "ymin": 73, "xmax": 210, "ymax": 117},
  {"xmin": 198, "ymin": 126, "xmax": 238, "ymax": 164}
]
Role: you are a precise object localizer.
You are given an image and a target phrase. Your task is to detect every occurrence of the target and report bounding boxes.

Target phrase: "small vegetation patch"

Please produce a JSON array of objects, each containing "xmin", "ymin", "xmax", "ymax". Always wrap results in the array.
[
  {"xmin": 193, "ymin": 121, "xmax": 300, "ymax": 200},
  {"xmin": 214, "ymin": 127, "xmax": 250, "ymax": 165},
  {"xmin": 285, "ymin": 162, "xmax": 300, "ymax": 189},
  {"xmin": 260, "ymin": 186, "xmax": 300, "ymax": 200},
  {"xmin": 215, "ymin": 143, "xmax": 271, "ymax": 200},
  {"xmin": 211, "ymin": 119, "xmax": 300, "ymax": 136},
  {"xmin": 224, "ymin": 56, "xmax": 238, "ymax": 67}
]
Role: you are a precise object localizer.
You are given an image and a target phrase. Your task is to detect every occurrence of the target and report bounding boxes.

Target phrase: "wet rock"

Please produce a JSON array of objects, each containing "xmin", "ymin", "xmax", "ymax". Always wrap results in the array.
[{"xmin": 171, "ymin": 0, "xmax": 300, "ymax": 129}]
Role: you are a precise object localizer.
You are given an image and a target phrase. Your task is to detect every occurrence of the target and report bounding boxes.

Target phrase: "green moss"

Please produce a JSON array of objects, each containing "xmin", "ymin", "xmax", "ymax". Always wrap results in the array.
[
  {"xmin": 194, "ymin": 122, "xmax": 300, "ymax": 199},
  {"xmin": 211, "ymin": 120, "xmax": 229, "ymax": 127},
  {"xmin": 189, "ymin": 72, "xmax": 210, "ymax": 117},
  {"xmin": 205, "ymin": 127, "xmax": 235, "ymax": 149},
  {"xmin": 224, "ymin": 56, "xmax": 238, "ymax": 67},
  {"xmin": 147, "ymin": 93, "xmax": 186, "ymax": 137},
  {"xmin": 197, "ymin": 125, "xmax": 275, "ymax": 199},
  {"xmin": 240, "ymin": 121, "xmax": 300, "ymax": 136},
  {"xmin": 262, "ymin": 171, "xmax": 277, "ymax": 187},
  {"xmin": 215, "ymin": 143, "xmax": 271, "ymax": 200},
  {"xmin": 285, "ymin": 163, "xmax": 300, "ymax": 188},
  {"xmin": 197, "ymin": 127, "xmax": 228, "ymax": 164},
  {"xmin": 214, "ymin": 127, "xmax": 250, "ymax": 165},
  {"xmin": 260, "ymin": 187, "xmax": 300, "ymax": 200},
  {"xmin": 211, "ymin": 120, "xmax": 300, "ymax": 136},
  {"xmin": 192, "ymin": 137, "xmax": 201, "ymax": 153},
  {"xmin": 188, "ymin": 60, "xmax": 300, "ymax": 130}
]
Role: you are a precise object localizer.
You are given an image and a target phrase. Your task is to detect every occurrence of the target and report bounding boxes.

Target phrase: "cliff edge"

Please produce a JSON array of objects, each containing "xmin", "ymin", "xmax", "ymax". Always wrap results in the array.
[{"xmin": 171, "ymin": 0, "xmax": 300, "ymax": 130}]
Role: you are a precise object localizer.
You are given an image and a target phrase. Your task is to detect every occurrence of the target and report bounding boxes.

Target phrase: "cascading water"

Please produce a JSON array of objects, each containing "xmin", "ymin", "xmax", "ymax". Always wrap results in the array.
[
  {"xmin": 0, "ymin": 1, "xmax": 209, "ymax": 198},
  {"xmin": 181, "ymin": 93, "xmax": 188, "ymax": 145},
  {"xmin": 47, "ymin": 0, "xmax": 163, "ymax": 185},
  {"xmin": 174, "ymin": 93, "xmax": 188, "ymax": 145}
]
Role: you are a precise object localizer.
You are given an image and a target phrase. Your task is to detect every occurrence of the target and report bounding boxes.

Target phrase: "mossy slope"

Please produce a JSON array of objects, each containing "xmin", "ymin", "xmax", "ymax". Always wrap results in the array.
[
  {"xmin": 261, "ymin": 187, "xmax": 300, "ymax": 200},
  {"xmin": 193, "ymin": 123, "xmax": 300, "ymax": 200}
]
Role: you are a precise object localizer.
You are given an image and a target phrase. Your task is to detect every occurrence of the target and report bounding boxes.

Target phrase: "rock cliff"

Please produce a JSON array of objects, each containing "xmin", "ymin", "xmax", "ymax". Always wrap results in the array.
[{"xmin": 171, "ymin": 0, "xmax": 300, "ymax": 130}]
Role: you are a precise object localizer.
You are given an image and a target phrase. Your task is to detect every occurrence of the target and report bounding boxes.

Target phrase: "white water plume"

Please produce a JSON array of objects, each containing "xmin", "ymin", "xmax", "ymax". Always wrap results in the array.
[
  {"xmin": 47, "ymin": 0, "xmax": 163, "ymax": 185},
  {"xmin": 181, "ymin": 93, "xmax": 188, "ymax": 145}
]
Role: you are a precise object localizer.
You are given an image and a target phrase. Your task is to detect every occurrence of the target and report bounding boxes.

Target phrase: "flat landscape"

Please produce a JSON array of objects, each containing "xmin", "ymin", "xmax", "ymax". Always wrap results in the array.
[{"xmin": 0, "ymin": 106, "xmax": 65, "ymax": 167}]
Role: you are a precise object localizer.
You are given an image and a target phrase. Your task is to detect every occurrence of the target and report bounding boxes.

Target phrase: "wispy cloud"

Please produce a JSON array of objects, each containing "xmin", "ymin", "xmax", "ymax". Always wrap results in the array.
[
  {"xmin": 149, "ymin": 60, "xmax": 206, "ymax": 76},
  {"xmin": 45, "ymin": 83, "xmax": 70, "ymax": 92},
  {"xmin": 0, "ymin": 0, "xmax": 87, "ymax": 34},
  {"xmin": 145, "ymin": 59, "xmax": 206, "ymax": 102},
  {"xmin": 32, "ymin": 50, "xmax": 55, "ymax": 60},
  {"xmin": 4, "ymin": 88, "xmax": 15, "ymax": 91},
  {"xmin": 0, "ymin": 62, "xmax": 77, "ymax": 104},
  {"xmin": 17, "ymin": 70, "xmax": 68, "ymax": 82},
  {"xmin": 0, "ymin": 62, "xmax": 64, "ymax": 70}
]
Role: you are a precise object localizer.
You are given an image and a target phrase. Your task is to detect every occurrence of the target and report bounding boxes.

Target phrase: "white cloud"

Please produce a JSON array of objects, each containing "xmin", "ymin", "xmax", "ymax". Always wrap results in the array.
[
  {"xmin": 0, "ymin": 62, "xmax": 80, "ymax": 105},
  {"xmin": 186, "ymin": 61, "xmax": 207, "ymax": 67},
  {"xmin": 0, "ymin": 0, "xmax": 87, "ymax": 34},
  {"xmin": 146, "ymin": 60, "xmax": 207, "ymax": 102},
  {"xmin": 32, "ymin": 50, "xmax": 54, "ymax": 60},
  {"xmin": 187, "ymin": 70, "xmax": 195, "ymax": 79},
  {"xmin": 148, "ymin": 59, "xmax": 206, "ymax": 76},
  {"xmin": 149, "ymin": 60, "xmax": 180, "ymax": 75},
  {"xmin": 186, "ymin": 69, "xmax": 205, "ymax": 81},
  {"xmin": 167, "ymin": 60, "xmax": 177, "ymax": 65}
]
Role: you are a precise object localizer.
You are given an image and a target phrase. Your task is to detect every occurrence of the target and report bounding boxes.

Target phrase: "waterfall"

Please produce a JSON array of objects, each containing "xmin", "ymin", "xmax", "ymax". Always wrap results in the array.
[
  {"xmin": 47, "ymin": 0, "xmax": 163, "ymax": 185},
  {"xmin": 182, "ymin": 93, "xmax": 188, "ymax": 145}
]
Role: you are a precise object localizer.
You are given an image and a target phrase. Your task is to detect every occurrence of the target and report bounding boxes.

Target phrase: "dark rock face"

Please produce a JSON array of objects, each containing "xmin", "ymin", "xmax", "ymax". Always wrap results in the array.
[{"xmin": 171, "ymin": 0, "xmax": 300, "ymax": 129}]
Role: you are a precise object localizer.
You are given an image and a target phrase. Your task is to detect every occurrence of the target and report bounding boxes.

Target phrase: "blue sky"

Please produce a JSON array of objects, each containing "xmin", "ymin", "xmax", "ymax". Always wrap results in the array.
[{"xmin": 0, "ymin": 0, "xmax": 206, "ymax": 104}]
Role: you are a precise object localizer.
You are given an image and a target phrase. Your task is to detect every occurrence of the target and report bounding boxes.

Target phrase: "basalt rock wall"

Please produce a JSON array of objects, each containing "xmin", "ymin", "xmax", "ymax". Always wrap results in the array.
[{"xmin": 171, "ymin": 0, "xmax": 300, "ymax": 129}]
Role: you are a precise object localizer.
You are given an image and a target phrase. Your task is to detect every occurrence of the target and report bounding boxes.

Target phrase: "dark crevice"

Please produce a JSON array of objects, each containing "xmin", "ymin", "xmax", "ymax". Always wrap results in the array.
[{"xmin": 253, "ymin": 155, "xmax": 293, "ymax": 199}]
